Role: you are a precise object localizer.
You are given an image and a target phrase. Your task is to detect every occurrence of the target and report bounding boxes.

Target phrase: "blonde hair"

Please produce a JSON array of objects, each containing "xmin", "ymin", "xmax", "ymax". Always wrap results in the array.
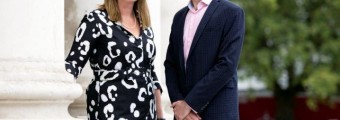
[{"xmin": 99, "ymin": 0, "xmax": 151, "ymax": 29}]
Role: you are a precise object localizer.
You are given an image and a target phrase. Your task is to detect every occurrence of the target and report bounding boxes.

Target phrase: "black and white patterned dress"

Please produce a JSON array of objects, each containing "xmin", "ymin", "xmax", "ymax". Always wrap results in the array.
[{"xmin": 65, "ymin": 9, "xmax": 162, "ymax": 120}]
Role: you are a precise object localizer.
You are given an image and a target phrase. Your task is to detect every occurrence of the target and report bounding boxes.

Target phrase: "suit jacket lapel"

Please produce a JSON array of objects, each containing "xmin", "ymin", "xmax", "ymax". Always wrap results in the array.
[
  {"xmin": 187, "ymin": 0, "xmax": 220, "ymax": 60},
  {"xmin": 178, "ymin": 8, "xmax": 189, "ymax": 73}
]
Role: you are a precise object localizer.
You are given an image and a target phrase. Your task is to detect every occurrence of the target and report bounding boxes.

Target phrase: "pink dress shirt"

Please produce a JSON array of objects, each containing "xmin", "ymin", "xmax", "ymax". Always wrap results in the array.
[{"xmin": 183, "ymin": 0, "xmax": 212, "ymax": 64}]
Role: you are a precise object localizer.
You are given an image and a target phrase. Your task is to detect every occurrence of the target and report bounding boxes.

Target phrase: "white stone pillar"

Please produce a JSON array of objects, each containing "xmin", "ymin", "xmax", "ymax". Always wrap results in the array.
[
  {"xmin": 148, "ymin": 0, "xmax": 175, "ymax": 119},
  {"xmin": 0, "ymin": 0, "xmax": 82, "ymax": 119}
]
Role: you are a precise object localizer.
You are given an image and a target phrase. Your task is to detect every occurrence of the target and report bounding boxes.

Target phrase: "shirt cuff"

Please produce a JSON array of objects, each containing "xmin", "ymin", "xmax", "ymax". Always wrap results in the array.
[{"xmin": 187, "ymin": 103, "xmax": 198, "ymax": 114}]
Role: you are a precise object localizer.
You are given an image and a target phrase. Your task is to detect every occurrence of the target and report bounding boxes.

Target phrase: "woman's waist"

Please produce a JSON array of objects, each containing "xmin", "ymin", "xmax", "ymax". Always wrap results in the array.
[{"xmin": 92, "ymin": 67, "xmax": 151, "ymax": 81}]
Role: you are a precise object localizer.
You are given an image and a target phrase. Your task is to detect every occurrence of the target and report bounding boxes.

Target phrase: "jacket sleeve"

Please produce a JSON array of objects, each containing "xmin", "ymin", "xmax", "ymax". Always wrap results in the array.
[
  {"xmin": 184, "ymin": 8, "xmax": 245, "ymax": 113},
  {"xmin": 65, "ymin": 11, "xmax": 100, "ymax": 79},
  {"xmin": 164, "ymin": 21, "xmax": 184, "ymax": 103}
]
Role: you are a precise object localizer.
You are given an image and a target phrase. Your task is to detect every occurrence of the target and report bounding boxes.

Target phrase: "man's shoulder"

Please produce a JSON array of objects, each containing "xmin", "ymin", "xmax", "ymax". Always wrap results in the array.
[{"xmin": 173, "ymin": 6, "xmax": 189, "ymax": 20}]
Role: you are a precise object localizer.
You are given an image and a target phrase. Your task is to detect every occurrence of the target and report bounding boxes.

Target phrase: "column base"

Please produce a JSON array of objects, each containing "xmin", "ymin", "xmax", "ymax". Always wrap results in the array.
[
  {"xmin": 68, "ymin": 74, "xmax": 91, "ymax": 118},
  {"xmin": 0, "ymin": 59, "xmax": 83, "ymax": 119}
]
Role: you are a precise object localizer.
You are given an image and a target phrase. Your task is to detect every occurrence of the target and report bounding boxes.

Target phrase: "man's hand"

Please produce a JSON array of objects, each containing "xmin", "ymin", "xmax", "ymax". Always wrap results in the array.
[
  {"xmin": 183, "ymin": 111, "xmax": 201, "ymax": 120},
  {"xmin": 171, "ymin": 100, "xmax": 192, "ymax": 120}
]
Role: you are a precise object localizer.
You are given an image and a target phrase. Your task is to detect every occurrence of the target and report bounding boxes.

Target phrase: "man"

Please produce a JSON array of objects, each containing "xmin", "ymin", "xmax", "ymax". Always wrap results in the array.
[{"xmin": 164, "ymin": 0, "xmax": 245, "ymax": 119}]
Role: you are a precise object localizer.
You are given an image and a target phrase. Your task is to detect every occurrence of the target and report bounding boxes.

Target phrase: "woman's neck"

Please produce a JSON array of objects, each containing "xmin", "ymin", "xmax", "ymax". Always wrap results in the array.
[{"xmin": 118, "ymin": 0, "xmax": 135, "ymax": 18}]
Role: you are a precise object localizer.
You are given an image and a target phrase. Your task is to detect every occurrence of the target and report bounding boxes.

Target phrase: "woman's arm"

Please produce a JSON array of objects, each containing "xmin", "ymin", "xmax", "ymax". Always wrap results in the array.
[
  {"xmin": 155, "ymin": 89, "xmax": 164, "ymax": 119},
  {"xmin": 65, "ymin": 11, "xmax": 100, "ymax": 79}
]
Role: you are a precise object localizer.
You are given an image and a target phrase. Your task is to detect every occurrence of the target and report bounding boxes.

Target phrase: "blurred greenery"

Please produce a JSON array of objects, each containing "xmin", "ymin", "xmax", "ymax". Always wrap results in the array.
[{"xmin": 230, "ymin": 0, "xmax": 340, "ymax": 119}]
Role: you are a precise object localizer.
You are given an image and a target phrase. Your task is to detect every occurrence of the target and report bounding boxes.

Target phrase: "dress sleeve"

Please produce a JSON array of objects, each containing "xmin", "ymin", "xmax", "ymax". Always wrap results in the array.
[
  {"xmin": 65, "ymin": 11, "xmax": 100, "ymax": 79},
  {"xmin": 151, "ymin": 60, "xmax": 163, "ymax": 93},
  {"xmin": 147, "ymin": 28, "xmax": 163, "ymax": 93}
]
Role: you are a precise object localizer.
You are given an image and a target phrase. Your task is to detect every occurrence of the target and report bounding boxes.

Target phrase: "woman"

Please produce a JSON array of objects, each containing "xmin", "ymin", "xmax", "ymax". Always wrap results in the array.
[{"xmin": 65, "ymin": 0, "xmax": 164, "ymax": 119}]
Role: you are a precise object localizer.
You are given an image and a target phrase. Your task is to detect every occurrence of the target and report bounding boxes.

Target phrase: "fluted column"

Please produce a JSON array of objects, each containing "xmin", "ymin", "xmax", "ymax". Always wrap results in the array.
[
  {"xmin": 0, "ymin": 0, "xmax": 82, "ymax": 119},
  {"xmin": 149, "ymin": 0, "xmax": 176, "ymax": 119}
]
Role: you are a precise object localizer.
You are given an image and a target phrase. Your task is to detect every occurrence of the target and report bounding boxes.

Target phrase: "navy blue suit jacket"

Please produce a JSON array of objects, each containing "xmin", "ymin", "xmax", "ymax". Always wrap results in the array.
[{"xmin": 164, "ymin": 0, "xmax": 245, "ymax": 119}]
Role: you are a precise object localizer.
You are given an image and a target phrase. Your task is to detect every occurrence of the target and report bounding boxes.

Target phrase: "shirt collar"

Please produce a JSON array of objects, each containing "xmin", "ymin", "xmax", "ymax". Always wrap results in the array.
[{"xmin": 187, "ymin": 0, "xmax": 212, "ymax": 11}]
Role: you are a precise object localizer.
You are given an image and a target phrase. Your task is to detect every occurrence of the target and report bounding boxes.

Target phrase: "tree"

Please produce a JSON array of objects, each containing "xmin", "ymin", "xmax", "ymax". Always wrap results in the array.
[{"xmin": 230, "ymin": 0, "xmax": 340, "ymax": 119}]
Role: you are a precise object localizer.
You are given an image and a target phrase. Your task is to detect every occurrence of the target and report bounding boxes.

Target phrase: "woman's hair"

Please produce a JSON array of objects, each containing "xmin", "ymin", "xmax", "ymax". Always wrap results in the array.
[{"xmin": 99, "ymin": 0, "xmax": 151, "ymax": 29}]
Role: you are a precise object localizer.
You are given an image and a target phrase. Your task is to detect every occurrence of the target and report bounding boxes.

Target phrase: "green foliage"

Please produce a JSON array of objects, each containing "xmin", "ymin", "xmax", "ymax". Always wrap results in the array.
[
  {"xmin": 231, "ymin": 0, "xmax": 340, "ymax": 110},
  {"xmin": 304, "ymin": 67, "xmax": 339, "ymax": 110}
]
